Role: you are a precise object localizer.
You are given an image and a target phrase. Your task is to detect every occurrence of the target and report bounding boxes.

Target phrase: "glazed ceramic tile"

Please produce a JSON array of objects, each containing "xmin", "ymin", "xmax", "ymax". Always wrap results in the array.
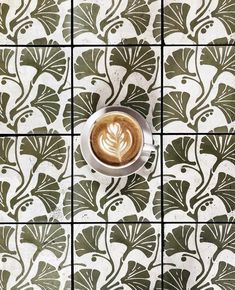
[
  {"xmin": 74, "ymin": 222, "xmax": 161, "ymax": 289},
  {"xmin": 161, "ymin": 45, "xmax": 235, "ymax": 133},
  {"xmin": 0, "ymin": 135, "xmax": 71, "ymax": 222},
  {"xmin": 162, "ymin": 220, "xmax": 235, "ymax": 289},
  {"xmin": 71, "ymin": 135, "xmax": 161, "ymax": 222},
  {"xmin": 0, "ymin": 0, "xmax": 71, "ymax": 45},
  {"xmin": 0, "ymin": 223, "xmax": 71, "ymax": 289},
  {"xmin": 163, "ymin": 134, "xmax": 235, "ymax": 222},
  {"xmin": 162, "ymin": 0, "xmax": 235, "ymax": 45},
  {"xmin": 73, "ymin": 46, "xmax": 161, "ymax": 133},
  {"xmin": 0, "ymin": 46, "xmax": 71, "ymax": 133},
  {"xmin": 72, "ymin": 0, "xmax": 161, "ymax": 45}
]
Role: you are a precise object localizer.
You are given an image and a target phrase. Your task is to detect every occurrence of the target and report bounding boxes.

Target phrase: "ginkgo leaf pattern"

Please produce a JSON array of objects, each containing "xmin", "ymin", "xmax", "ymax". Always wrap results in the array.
[{"xmin": 2, "ymin": 0, "xmax": 235, "ymax": 288}]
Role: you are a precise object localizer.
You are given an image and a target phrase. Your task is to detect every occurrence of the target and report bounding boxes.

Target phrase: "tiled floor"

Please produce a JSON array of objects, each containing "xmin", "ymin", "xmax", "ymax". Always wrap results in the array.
[{"xmin": 0, "ymin": 0, "xmax": 235, "ymax": 289}]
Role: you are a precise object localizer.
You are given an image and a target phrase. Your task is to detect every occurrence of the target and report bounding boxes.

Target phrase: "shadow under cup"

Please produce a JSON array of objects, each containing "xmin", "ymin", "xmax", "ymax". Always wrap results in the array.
[{"xmin": 81, "ymin": 106, "xmax": 154, "ymax": 177}]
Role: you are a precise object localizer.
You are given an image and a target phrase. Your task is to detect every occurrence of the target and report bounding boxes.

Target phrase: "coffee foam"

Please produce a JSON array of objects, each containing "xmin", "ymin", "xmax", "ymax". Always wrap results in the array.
[{"xmin": 91, "ymin": 112, "xmax": 142, "ymax": 166}]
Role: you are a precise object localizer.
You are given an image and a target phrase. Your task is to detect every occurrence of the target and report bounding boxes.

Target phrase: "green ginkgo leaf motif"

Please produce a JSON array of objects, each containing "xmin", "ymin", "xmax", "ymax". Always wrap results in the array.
[
  {"xmin": 155, "ymin": 269, "xmax": 190, "ymax": 290},
  {"xmin": 0, "ymin": 49, "xmax": 15, "ymax": 77},
  {"xmin": 0, "ymin": 270, "xmax": 10, "ymax": 290},
  {"xmin": 163, "ymin": 3, "xmax": 190, "ymax": 39},
  {"xmin": 153, "ymin": 14, "xmax": 161, "ymax": 42},
  {"xmin": 121, "ymin": 261, "xmax": 150, "ymax": 290},
  {"xmin": 74, "ymin": 49, "xmax": 105, "ymax": 80},
  {"xmin": 31, "ymin": 261, "xmax": 60, "ymax": 290},
  {"xmin": 20, "ymin": 128, "xmax": 66, "ymax": 171},
  {"xmin": 153, "ymin": 190, "xmax": 161, "ymax": 220},
  {"xmin": 0, "ymin": 137, "xmax": 15, "ymax": 165},
  {"xmin": 0, "ymin": 181, "xmax": 10, "ymax": 213},
  {"xmin": 165, "ymin": 48, "xmax": 196, "ymax": 79},
  {"xmin": 73, "ymin": 180, "xmax": 99, "ymax": 216},
  {"xmin": 31, "ymin": 84, "xmax": 60, "ymax": 124},
  {"xmin": 164, "ymin": 137, "xmax": 196, "ymax": 168},
  {"xmin": 165, "ymin": 225, "xmax": 196, "ymax": 256},
  {"xmin": 200, "ymin": 39, "xmax": 235, "ymax": 76},
  {"xmin": 75, "ymin": 144, "xmax": 87, "ymax": 168},
  {"xmin": 200, "ymin": 215, "xmax": 235, "ymax": 254},
  {"xmin": 31, "ymin": 0, "xmax": 60, "ymax": 35},
  {"xmin": 212, "ymin": 0, "xmax": 235, "ymax": 35},
  {"xmin": 31, "ymin": 173, "xmax": 60, "ymax": 213},
  {"xmin": 211, "ymin": 83, "xmax": 235, "ymax": 123},
  {"xmin": 110, "ymin": 38, "xmax": 156, "ymax": 81},
  {"xmin": 20, "ymin": 39, "xmax": 66, "ymax": 81},
  {"xmin": 63, "ymin": 100, "xmax": 71, "ymax": 131},
  {"xmin": 153, "ymin": 92, "xmax": 189, "ymax": 130},
  {"xmin": 211, "ymin": 172, "xmax": 235, "ymax": 213},
  {"xmin": 159, "ymin": 180, "xmax": 189, "ymax": 217},
  {"xmin": 121, "ymin": 0, "xmax": 150, "ymax": 35},
  {"xmin": 63, "ymin": 190, "xmax": 71, "ymax": 220},
  {"xmin": 211, "ymin": 261, "xmax": 235, "ymax": 290},
  {"xmin": 74, "ymin": 92, "xmax": 100, "ymax": 128},
  {"xmin": 20, "ymin": 216, "xmax": 66, "ymax": 258},
  {"xmin": 75, "ymin": 226, "xmax": 105, "ymax": 257},
  {"xmin": 73, "ymin": 3, "xmax": 100, "ymax": 39},
  {"xmin": 0, "ymin": 226, "xmax": 16, "ymax": 254},
  {"xmin": 120, "ymin": 174, "xmax": 150, "ymax": 212},
  {"xmin": 0, "ymin": 3, "xmax": 9, "ymax": 34},
  {"xmin": 62, "ymin": 9, "xmax": 71, "ymax": 42},
  {"xmin": 120, "ymin": 84, "xmax": 150, "ymax": 118},
  {"xmin": 0, "ymin": 92, "xmax": 9, "ymax": 124},
  {"xmin": 110, "ymin": 215, "xmax": 156, "ymax": 258},
  {"xmin": 74, "ymin": 269, "xmax": 100, "ymax": 290},
  {"xmin": 200, "ymin": 127, "xmax": 235, "ymax": 170}
]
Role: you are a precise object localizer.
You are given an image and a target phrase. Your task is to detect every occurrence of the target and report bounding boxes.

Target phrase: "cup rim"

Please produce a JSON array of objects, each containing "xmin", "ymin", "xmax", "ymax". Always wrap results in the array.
[{"xmin": 81, "ymin": 106, "xmax": 153, "ymax": 177}]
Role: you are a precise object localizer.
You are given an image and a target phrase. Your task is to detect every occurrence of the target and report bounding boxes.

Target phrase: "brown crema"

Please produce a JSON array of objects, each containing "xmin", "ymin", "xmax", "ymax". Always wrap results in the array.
[{"xmin": 90, "ymin": 112, "xmax": 143, "ymax": 166}]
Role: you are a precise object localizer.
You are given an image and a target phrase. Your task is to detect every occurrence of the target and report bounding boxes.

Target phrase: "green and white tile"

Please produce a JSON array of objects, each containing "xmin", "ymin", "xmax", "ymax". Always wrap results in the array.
[
  {"xmin": 0, "ymin": 46, "xmax": 71, "ymax": 133},
  {"xmin": 0, "ymin": 223, "xmax": 71, "ymax": 289},
  {"xmin": 0, "ymin": 0, "xmax": 71, "ymax": 45},
  {"xmin": 163, "ymin": 134, "xmax": 235, "ymax": 222},
  {"xmin": 74, "ymin": 222, "xmax": 161, "ymax": 289},
  {"xmin": 71, "ymin": 135, "xmax": 161, "ymax": 222},
  {"xmin": 162, "ymin": 220, "xmax": 235, "ymax": 289},
  {"xmin": 73, "ymin": 45, "xmax": 161, "ymax": 134},
  {"xmin": 161, "ymin": 0, "xmax": 235, "ymax": 45},
  {"xmin": 71, "ymin": 0, "xmax": 161, "ymax": 45},
  {"xmin": 161, "ymin": 44, "xmax": 235, "ymax": 133},
  {"xmin": 0, "ymin": 135, "xmax": 71, "ymax": 222}
]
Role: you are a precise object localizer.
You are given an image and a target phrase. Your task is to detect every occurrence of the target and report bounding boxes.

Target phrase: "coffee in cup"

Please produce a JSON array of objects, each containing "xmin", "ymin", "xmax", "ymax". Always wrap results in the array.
[{"xmin": 90, "ymin": 112, "xmax": 143, "ymax": 166}]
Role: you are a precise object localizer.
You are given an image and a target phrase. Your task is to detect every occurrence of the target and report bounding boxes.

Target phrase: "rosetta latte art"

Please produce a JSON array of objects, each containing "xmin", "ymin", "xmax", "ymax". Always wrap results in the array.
[{"xmin": 99, "ymin": 122, "xmax": 133, "ymax": 161}]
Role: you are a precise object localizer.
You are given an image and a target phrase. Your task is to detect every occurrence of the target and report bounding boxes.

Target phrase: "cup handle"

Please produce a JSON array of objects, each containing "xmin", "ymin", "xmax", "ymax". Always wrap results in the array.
[{"xmin": 143, "ymin": 143, "xmax": 158, "ymax": 152}]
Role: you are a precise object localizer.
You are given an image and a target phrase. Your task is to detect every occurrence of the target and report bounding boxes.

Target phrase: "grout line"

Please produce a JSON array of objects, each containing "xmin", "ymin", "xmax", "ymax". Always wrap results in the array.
[
  {"xmin": 71, "ymin": 0, "xmax": 74, "ymax": 287},
  {"xmin": 161, "ymin": 0, "xmax": 164, "ymax": 288}
]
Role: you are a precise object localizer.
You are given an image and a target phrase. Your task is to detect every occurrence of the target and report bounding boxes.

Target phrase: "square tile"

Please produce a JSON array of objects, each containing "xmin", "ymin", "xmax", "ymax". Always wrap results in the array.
[
  {"xmin": 0, "ymin": 0, "xmax": 71, "ymax": 45},
  {"xmin": 0, "ymin": 223, "xmax": 71, "ymax": 289},
  {"xmin": 73, "ymin": 0, "xmax": 161, "ymax": 44},
  {"xmin": 0, "ymin": 46, "xmax": 71, "ymax": 133},
  {"xmin": 72, "ymin": 135, "xmax": 161, "ymax": 222},
  {"xmin": 163, "ymin": 134, "xmax": 235, "ymax": 222},
  {"xmin": 162, "ymin": 45, "xmax": 235, "ymax": 133},
  {"xmin": 0, "ymin": 135, "xmax": 71, "ymax": 222},
  {"xmin": 162, "ymin": 221, "xmax": 235, "ymax": 289},
  {"xmin": 74, "ymin": 222, "xmax": 161, "ymax": 289},
  {"xmin": 73, "ymin": 45, "xmax": 161, "ymax": 133},
  {"xmin": 162, "ymin": 0, "xmax": 235, "ymax": 45}
]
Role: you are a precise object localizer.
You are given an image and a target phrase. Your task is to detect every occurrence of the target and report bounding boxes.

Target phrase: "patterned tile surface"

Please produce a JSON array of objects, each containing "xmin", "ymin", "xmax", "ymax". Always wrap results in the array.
[{"xmin": 0, "ymin": 0, "xmax": 235, "ymax": 289}]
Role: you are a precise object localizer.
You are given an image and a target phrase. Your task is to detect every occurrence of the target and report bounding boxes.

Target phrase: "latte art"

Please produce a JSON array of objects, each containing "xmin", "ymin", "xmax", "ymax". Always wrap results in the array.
[{"xmin": 91, "ymin": 112, "xmax": 143, "ymax": 166}]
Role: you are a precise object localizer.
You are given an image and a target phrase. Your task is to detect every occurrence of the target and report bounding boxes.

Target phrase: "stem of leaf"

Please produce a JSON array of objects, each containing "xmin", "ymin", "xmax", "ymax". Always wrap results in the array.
[
  {"xmin": 106, "ymin": 72, "xmax": 129, "ymax": 105},
  {"xmin": 10, "ymin": 0, "xmax": 31, "ymax": 31},
  {"xmin": 194, "ymin": 135, "xmax": 204, "ymax": 191},
  {"xmin": 58, "ymin": 146, "xmax": 70, "ymax": 182},
  {"xmin": 100, "ymin": 178, "xmax": 121, "ymax": 208},
  {"xmin": 58, "ymin": 57, "xmax": 70, "ymax": 94},
  {"xmin": 190, "ymin": 0, "xmax": 212, "ymax": 31},
  {"xmin": 148, "ymin": 234, "xmax": 160, "ymax": 270},
  {"xmin": 104, "ymin": 224, "xmax": 115, "ymax": 281},
  {"xmin": 15, "ymin": 224, "xmax": 25, "ymax": 279},
  {"xmin": 182, "ymin": 253, "xmax": 201, "ymax": 264},
  {"xmin": 148, "ymin": 145, "xmax": 160, "ymax": 182},
  {"xmin": 15, "ymin": 136, "xmax": 25, "ymax": 191},
  {"xmin": 194, "ymin": 223, "xmax": 205, "ymax": 281},
  {"xmin": 92, "ymin": 77, "xmax": 111, "ymax": 87},
  {"xmin": 59, "ymin": 234, "xmax": 70, "ymax": 270},
  {"xmin": 190, "ymin": 70, "xmax": 220, "ymax": 119},
  {"xmin": 103, "ymin": 47, "xmax": 114, "ymax": 102},
  {"xmin": 148, "ymin": 56, "xmax": 160, "ymax": 93},
  {"xmin": 100, "ymin": 0, "xmax": 121, "ymax": 31}
]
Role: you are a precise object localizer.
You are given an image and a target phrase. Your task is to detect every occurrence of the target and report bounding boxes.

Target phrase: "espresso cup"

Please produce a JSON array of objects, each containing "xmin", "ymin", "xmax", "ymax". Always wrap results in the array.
[{"xmin": 81, "ymin": 106, "xmax": 158, "ymax": 177}]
